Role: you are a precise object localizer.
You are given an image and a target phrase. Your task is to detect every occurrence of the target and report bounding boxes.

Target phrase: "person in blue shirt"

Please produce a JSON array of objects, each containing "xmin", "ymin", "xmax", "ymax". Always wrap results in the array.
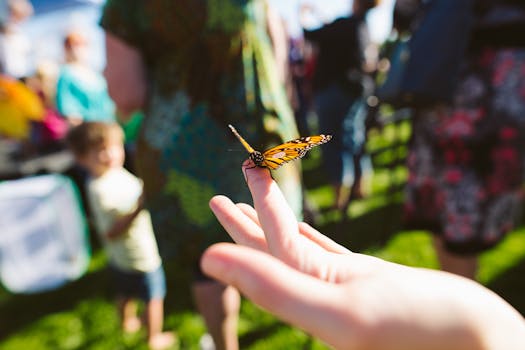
[{"xmin": 56, "ymin": 30, "xmax": 115, "ymax": 127}]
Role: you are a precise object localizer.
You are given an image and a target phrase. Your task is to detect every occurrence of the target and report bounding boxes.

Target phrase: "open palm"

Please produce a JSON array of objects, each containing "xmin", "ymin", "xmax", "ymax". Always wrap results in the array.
[{"xmin": 202, "ymin": 162, "xmax": 525, "ymax": 350}]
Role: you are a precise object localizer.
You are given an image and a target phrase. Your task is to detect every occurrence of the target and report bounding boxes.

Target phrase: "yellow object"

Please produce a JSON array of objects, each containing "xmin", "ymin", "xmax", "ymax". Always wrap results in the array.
[{"xmin": 0, "ymin": 76, "xmax": 44, "ymax": 139}]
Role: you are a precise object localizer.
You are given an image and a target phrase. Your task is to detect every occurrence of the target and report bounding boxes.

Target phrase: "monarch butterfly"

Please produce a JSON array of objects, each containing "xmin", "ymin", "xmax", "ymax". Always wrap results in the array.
[{"xmin": 228, "ymin": 124, "xmax": 332, "ymax": 170}]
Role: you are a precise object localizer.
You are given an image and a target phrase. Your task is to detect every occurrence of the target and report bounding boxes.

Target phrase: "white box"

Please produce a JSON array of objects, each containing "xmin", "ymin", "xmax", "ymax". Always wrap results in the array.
[{"xmin": 0, "ymin": 174, "xmax": 90, "ymax": 294}]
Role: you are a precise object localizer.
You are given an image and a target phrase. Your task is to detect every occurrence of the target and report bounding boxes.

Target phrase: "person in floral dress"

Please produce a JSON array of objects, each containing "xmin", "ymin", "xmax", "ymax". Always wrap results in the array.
[{"xmin": 404, "ymin": 1, "xmax": 525, "ymax": 280}]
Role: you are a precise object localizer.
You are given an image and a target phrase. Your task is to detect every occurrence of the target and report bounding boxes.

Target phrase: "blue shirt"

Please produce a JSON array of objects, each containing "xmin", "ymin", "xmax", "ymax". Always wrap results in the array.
[{"xmin": 56, "ymin": 63, "xmax": 116, "ymax": 122}]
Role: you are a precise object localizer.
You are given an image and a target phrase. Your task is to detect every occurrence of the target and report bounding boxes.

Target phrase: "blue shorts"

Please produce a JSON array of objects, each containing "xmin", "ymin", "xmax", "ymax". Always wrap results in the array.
[{"xmin": 109, "ymin": 264, "xmax": 167, "ymax": 301}]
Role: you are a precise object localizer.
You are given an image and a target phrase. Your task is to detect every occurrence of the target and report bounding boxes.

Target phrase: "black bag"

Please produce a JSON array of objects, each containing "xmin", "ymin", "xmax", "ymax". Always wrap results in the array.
[{"xmin": 376, "ymin": 0, "xmax": 475, "ymax": 108}]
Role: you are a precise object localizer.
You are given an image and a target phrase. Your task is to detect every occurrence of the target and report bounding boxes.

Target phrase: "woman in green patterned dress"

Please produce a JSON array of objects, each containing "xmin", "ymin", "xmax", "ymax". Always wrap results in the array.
[{"xmin": 101, "ymin": 1, "xmax": 301, "ymax": 348}]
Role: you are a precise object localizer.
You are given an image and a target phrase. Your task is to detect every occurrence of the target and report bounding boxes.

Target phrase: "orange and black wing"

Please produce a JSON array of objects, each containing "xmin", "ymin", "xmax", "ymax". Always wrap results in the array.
[{"xmin": 261, "ymin": 135, "xmax": 332, "ymax": 170}]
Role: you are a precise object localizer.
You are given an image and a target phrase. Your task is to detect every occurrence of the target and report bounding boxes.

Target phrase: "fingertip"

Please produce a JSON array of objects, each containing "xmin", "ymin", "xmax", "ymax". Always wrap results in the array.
[
  {"xmin": 209, "ymin": 195, "xmax": 231, "ymax": 210},
  {"xmin": 209, "ymin": 195, "xmax": 233, "ymax": 218},
  {"xmin": 241, "ymin": 159, "xmax": 252, "ymax": 182},
  {"xmin": 242, "ymin": 164, "xmax": 273, "ymax": 194},
  {"xmin": 242, "ymin": 158, "xmax": 253, "ymax": 169},
  {"xmin": 201, "ymin": 243, "xmax": 268, "ymax": 287},
  {"xmin": 200, "ymin": 243, "xmax": 232, "ymax": 280}
]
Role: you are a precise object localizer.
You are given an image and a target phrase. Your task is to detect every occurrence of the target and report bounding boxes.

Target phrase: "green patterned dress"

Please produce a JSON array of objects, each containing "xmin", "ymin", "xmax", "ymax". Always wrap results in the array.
[{"xmin": 101, "ymin": 0, "xmax": 301, "ymax": 264}]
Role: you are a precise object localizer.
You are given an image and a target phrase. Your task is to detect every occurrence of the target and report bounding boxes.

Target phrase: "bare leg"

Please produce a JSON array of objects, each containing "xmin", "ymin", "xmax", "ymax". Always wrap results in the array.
[
  {"xmin": 350, "ymin": 154, "xmax": 363, "ymax": 200},
  {"xmin": 145, "ymin": 298, "xmax": 175, "ymax": 350},
  {"xmin": 117, "ymin": 297, "xmax": 142, "ymax": 333},
  {"xmin": 193, "ymin": 280, "xmax": 240, "ymax": 350},
  {"xmin": 333, "ymin": 183, "xmax": 351, "ymax": 211},
  {"xmin": 340, "ymin": 154, "xmax": 368, "ymax": 213},
  {"xmin": 433, "ymin": 236, "xmax": 478, "ymax": 280}
]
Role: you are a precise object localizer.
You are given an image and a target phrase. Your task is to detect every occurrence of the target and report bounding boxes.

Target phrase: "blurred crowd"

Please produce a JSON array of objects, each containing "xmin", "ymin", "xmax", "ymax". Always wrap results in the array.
[
  {"xmin": 1, "ymin": 0, "xmax": 525, "ymax": 349},
  {"xmin": 0, "ymin": 0, "xmax": 118, "ymax": 160}
]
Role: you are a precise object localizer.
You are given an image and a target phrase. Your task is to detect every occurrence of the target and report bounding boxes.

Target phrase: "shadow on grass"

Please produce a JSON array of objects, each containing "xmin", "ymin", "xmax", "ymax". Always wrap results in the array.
[
  {"xmin": 0, "ymin": 267, "xmax": 108, "ymax": 340},
  {"xmin": 239, "ymin": 322, "xmax": 285, "ymax": 349},
  {"xmin": 487, "ymin": 257, "xmax": 525, "ymax": 317},
  {"xmin": 0, "ymin": 249, "xmax": 197, "ymax": 342}
]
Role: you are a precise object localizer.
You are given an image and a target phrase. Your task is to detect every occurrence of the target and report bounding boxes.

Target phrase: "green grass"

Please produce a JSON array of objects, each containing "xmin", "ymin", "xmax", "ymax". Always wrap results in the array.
[{"xmin": 2, "ymin": 120, "xmax": 525, "ymax": 349}]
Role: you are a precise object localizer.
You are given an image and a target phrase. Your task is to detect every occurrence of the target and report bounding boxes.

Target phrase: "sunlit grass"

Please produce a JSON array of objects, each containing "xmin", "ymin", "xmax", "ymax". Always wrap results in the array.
[
  {"xmin": 478, "ymin": 229, "xmax": 525, "ymax": 284},
  {"xmin": 1, "ymin": 119, "xmax": 525, "ymax": 349}
]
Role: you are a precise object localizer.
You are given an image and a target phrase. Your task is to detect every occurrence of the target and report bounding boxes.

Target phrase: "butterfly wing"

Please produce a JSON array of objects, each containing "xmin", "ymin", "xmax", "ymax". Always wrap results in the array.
[{"xmin": 261, "ymin": 135, "xmax": 332, "ymax": 170}]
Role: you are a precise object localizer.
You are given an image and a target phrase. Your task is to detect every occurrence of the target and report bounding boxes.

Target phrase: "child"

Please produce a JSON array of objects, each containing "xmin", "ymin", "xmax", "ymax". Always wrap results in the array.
[{"xmin": 66, "ymin": 122, "xmax": 175, "ymax": 350}]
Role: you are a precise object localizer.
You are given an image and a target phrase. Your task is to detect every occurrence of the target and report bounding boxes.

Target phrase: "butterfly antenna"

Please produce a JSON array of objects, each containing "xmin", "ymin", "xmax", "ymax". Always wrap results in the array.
[{"xmin": 228, "ymin": 124, "xmax": 256, "ymax": 154}]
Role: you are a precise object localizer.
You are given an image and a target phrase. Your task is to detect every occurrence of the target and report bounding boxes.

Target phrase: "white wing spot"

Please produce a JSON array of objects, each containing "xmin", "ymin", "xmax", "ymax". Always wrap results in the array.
[{"xmin": 273, "ymin": 151, "xmax": 286, "ymax": 159}]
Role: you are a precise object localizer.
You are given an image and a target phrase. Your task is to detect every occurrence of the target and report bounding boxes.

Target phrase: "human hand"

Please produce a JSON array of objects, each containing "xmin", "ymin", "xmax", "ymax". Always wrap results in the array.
[{"xmin": 201, "ymin": 162, "xmax": 525, "ymax": 350}]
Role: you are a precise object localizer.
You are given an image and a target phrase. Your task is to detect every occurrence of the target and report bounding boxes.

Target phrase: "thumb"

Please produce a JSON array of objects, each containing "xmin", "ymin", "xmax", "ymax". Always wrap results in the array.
[{"xmin": 201, "ymin": 243, "xmax": 350, "ymax": 346}]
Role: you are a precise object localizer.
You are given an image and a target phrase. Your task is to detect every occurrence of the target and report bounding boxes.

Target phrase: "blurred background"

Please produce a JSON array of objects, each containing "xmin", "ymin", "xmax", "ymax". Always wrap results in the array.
[{"xmin": 1, "ymin": 1, "xmax": 525, "ymax": 350}]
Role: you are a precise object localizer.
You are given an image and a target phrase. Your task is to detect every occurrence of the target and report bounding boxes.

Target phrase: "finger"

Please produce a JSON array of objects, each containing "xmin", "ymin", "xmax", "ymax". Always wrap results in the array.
[
  {"xmin": 209, "ymin": 195, "xmax": 268, "ymax": 251},
  {"xmin": 242, "ymin": 164, "xmax": 299, "ymax": 258},
  {"xmin": 298, "ymin": 222, "xmax": 351, "ymax": 254},
  {"xmin": 238, "ymin": 206, "xmax": 346, "ymax": 255},
  {"xmin": 201, "ymin": 243, "xmax": 346, "ymax": 346},
  {"xmin": 213, "ymin": 195, "xmax": 353, "ymax": 282},
  {"xmin": 236, "ymin": 202, "xmax": 260, "ymax": 226}
]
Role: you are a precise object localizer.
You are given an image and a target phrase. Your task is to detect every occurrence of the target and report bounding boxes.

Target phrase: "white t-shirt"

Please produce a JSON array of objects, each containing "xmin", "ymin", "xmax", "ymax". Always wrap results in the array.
[
  {"xmin": 0, "ymin": 30, "xmax": 32, "ymax": 78},
  {"xmin": 87, "ymin": 167, "xmax": 161, "ymax": 272}
]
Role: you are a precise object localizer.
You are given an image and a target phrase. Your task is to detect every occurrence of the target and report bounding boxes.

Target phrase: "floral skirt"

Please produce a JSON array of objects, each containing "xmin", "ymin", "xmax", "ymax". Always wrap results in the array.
[{"xmin": 404, "ymin": 48, "xmax": 525, "ymax": 255}]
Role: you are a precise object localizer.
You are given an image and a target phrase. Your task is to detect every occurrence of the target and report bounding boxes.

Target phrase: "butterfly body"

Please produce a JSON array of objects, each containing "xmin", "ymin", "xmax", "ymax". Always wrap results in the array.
[
  {"xmin": 228, "ymin": 124, "xmax": 332, "ymax": 170},
  {"xmin": 249, "ymin": 150, "xmax": 266, "ymax": 167}
]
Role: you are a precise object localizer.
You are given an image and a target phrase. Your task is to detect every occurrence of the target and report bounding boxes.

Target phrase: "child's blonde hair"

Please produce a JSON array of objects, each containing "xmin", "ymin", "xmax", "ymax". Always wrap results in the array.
[{"xmin": 66, "ymin": 122, "xmax": 123, "ymax": 157}]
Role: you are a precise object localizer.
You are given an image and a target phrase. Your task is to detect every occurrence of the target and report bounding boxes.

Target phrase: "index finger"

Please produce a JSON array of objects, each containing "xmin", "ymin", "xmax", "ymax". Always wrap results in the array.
[{"xmin": 242, "ymin": 161, "xmax": 300, "ymax": 258}]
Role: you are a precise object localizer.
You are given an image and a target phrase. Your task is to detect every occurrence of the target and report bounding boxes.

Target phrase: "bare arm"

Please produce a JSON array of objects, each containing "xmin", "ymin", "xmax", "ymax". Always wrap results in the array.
[
  {"xmin": 104, "ymin": 194, "xmax": 144, "ymax": 240},
  {"xmin": 103, "ymin": 32, "xmax": 147, "ymax": 121}
]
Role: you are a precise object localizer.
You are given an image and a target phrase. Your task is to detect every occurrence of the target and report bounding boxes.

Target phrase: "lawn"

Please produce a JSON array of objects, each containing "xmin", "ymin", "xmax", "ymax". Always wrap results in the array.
[{"xmin": 1, "ymin": 119, "xmax": 525, "ymax": 349}]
